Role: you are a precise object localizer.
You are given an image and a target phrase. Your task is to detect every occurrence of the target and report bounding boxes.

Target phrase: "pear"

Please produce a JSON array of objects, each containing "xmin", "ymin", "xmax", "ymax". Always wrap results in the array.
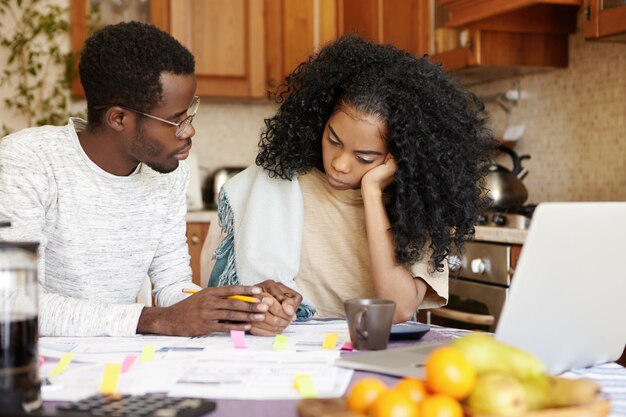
[
  {"xmin": 520, "ymin": 375, "xmax": 551, "ymax": 410},
  {"xmin": 520, "ymin": 375, "xmax": 600, "ymax": 410},
  {"xmin": 467, "ymin": 372, "xmax": 528, "ymax": 417},
  {"xmin": 452, "ymin": 333, "xmax": 545, "ymax": 380}
]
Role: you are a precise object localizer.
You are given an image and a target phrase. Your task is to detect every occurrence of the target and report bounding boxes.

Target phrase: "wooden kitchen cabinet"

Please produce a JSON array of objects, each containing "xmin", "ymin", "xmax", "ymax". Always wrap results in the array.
[
  {"xmin": 430, "ymin": 29, "xmax": 571, "ymax": 85},
  {"xmin": 186, "ymin": 221, "xmax": 210, "ymax": 286},
  {"xmin": 438, "ymin": 0, "xmax": 581, "ymax": 28},
  {"xmin": 266, "ymin": 0, "xmax": 339, "ymax": 93},
  {"xmin": 173, "ymin": 0, "xmax": 340, "ymax": 97},
  {"xmin": 333, "ymin": 0, "xmax": 581, "ymax": 86},
  {"xmin": 175, "ymin": 0, "xmax": 339, "ymax": 97},
  {"xmin": 339, "ymin": 0, "xmax": 430, "ymax": 57},
  {"xmin": 70, "ymin": 0, "xmax": 266, "ymax": 98},
  {"xmin": 71, "ymin": 0, "xmax": 338, "ymax": 98},
  {"xmin": 169, "ymin": 0, "xmax": 266, "ymax": 98},
  {"xmin": 71, "ymin": 0, "xmax": 584, "ymax": 95},
  {"xmin": 429, "ymin": 0, "xmax": 580, "ymax": 85},
  {"xmin": 584, "ymin": 0, "xmax": 626, "ymax": 41}
]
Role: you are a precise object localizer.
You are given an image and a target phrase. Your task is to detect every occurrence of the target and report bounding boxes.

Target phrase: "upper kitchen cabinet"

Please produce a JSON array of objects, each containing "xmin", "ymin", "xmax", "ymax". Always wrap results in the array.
[
  {"xmin": 584, "ymin": 0, "xmax": 626, "ymax": 41},
  {"xmin": 429, "ymin": 0, "xmax": 581, "ymax": 86},
  {"xmin": 265, "ymin": 0, "xmax": 339, "ymax": 93},
  {"xmin": 268, "ymin": 0, "xmax": 430, "ymax": 86},
  {"xmin": 70, "ymin": 1, "xmax": 266, "ymax": 98},
  {"xmin": 438, "ymin": 0, "xmax": 580, "ymax": 27},
  {"xmin": 71, "ymin": 0, "xmax": 338, "ymax": 99},
  {"xmin": 339, "ymin": 0, "xmax": 430, "ymax": 57},
  {"xmin": 169, "ymin": 0, "xmax": 266, "ymax": 98}
]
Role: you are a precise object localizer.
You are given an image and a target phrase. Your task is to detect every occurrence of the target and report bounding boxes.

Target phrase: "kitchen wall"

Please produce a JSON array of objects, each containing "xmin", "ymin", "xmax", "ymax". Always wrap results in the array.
[
  {"xmin": 191, "ymin": 101, "xmax": 277, "ymax": 189},
  {"xmin": 469, "ymin": 14, "xmax": 625, "ymax": 204}
]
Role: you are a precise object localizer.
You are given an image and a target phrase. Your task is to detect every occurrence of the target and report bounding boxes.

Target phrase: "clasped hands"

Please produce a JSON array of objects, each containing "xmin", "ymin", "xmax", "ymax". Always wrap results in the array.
[
  {"xmin": 248, "ymin": 279, "xmax": 303, "ymax": 336},
  {"xmin": 168, "ymin": 280, "xmax": 302, "ymax": 337}
]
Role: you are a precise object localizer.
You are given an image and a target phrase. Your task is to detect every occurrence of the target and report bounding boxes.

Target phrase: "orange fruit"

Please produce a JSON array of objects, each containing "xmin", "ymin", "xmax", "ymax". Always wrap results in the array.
[
  {"xmin": 420, "ymin": 394, "xmax": 463, "ymax": 417},
  {"xmin": 346, "ymin": 377, "xmax": 388, "ymax": 414},
  {"xmin": 371, "ymin": 388, "xmax": 419, "ymax": 417},
  {"xmin": 394, "ymin": 377, "xmax": 428, "ymax": 403},
  {"xmin": 424, "ymin": 346, "xmax": 476, "ymax": 400}
]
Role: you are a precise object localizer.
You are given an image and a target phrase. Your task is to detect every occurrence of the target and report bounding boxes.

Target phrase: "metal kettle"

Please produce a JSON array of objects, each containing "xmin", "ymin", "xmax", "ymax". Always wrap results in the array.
[{"xmin": 484, "ymin": 145, "xmax": 530, "ymax": 210}]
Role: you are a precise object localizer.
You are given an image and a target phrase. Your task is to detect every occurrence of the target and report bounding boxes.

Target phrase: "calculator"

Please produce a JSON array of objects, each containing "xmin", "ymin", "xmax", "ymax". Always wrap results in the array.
[{"xmin": 50, "ymin": 394, "xmax": 216, "ymax": 417}]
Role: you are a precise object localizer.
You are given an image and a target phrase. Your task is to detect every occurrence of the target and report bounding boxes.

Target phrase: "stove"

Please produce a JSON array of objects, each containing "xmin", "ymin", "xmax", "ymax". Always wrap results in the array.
[
  {"xmin": 420, "ymin": 205, "xmax": 536, "ymax": 331},
  {"xmin": 476, "ymin": 204, "xmax": 537, "ymax": 230},
  {"xmin": 477, "ymin": 212, "xmax": 530, "ymax": 229}
]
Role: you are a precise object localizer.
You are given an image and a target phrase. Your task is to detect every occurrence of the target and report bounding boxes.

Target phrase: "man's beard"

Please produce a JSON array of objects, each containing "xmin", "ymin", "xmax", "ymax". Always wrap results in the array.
[
  {"xmin": 146, "ymin": 160, "xmax": 179, "ymax": 174},
  {"xmin": 131, "ymin": 127, "xmax": 179, "ymax": 174}
]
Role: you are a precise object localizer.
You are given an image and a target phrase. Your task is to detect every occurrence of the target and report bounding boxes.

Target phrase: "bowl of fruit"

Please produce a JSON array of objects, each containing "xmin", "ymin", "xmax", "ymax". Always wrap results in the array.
[{"xmin": 297, "ymin": 333, "xmax": 609, "ymax": 417}]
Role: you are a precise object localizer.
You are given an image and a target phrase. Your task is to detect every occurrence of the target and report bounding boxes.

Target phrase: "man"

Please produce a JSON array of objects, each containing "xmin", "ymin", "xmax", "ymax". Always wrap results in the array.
[{"xmin": 0, "ymin": 22, "xmax": 300, "ymax": 337}]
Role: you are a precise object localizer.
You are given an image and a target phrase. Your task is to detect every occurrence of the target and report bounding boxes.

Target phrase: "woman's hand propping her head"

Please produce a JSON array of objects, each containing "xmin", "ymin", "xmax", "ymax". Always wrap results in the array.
[{"xmin": 361, "ymin": 154, "xmax": 398, "ymax": 193}]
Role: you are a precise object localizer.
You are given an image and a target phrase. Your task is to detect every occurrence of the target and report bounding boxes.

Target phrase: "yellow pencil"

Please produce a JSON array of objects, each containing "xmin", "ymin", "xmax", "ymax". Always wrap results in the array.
[
  {"xmin": 181, "ymin": 289, "xmax": 257, "ymax": 303},
  {"xmin": 227, "ymin": 295, "xmax": 258, "ymax": 303}
]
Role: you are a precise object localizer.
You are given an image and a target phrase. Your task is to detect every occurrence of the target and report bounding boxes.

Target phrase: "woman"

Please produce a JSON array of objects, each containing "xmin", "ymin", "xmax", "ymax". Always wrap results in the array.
[{"xmin": 208, "ymin": 35, "xmax": 494, "ymax": 328}]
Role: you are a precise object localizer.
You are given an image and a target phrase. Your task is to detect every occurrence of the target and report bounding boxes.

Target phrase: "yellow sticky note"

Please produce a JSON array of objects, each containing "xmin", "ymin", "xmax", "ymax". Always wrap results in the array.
[
  {"xmin": 140, "ymin": 345, "xmax": 156, "ymax": 362},
  {"xmin": 99, "ymin": 364, "xmax": 122, "ymax": 395},
  {"xmin": 322, "ymin": 333, "xmax": 338, "ymax": 350},
  {"xmin": 50, "ymin": 353, "xmax": 74, "ymax": 376},
  {"xmin": 293, "ymin": 374, "xmax": 317, "ymax": 398},
  {"xmin": 272, "ymin": 334, "xmax": 288, "ymax": 350}
]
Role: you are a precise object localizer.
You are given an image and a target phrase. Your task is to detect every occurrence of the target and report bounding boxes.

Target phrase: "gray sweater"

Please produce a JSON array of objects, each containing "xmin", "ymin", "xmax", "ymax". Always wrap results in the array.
[{"xmin": 0, "ymin": 118, "xmax": 200, "ymax": 336}]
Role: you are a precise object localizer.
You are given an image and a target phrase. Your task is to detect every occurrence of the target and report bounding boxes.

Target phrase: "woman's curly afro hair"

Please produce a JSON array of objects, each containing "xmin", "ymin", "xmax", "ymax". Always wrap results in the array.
[
  {"xmin": 256, "ymin": 35, "xmax": 496, "ymax": 271},
  {"xmin": 79, "ymin": 21, "xmax": 195, "ymax": 128}
]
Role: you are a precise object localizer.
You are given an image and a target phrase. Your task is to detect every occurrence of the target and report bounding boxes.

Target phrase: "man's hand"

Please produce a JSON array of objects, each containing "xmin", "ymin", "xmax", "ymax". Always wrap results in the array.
[{"xmin": 137, "ymin": 285, "xmax": 270, "ymax": 336}]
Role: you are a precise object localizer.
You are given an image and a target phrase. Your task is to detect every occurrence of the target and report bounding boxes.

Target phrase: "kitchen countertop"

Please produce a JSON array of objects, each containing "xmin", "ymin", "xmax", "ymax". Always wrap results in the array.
[
  {"xmin": 474, "ymin": 225, "xmax": 527, "ymax": 245},
  {"xmin": 185, "ymin": 210, "xmax": 217, "ymax": 223}
]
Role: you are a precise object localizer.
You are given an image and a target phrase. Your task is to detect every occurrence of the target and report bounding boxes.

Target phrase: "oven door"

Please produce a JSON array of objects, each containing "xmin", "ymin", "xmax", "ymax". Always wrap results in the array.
[
  {"xmin": 425, "ymin": 278, "xmax": 508, "ymax": 332},
  {"xmin": 460, "ymin": 242, "xmax": 514, "ymax": 286}
]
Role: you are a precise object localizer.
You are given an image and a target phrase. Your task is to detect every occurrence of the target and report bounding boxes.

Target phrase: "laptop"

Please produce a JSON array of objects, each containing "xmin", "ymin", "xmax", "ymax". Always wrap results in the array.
[{"xmin": 335, "ymin": 202, "xmax": 626, "ymax": 376}]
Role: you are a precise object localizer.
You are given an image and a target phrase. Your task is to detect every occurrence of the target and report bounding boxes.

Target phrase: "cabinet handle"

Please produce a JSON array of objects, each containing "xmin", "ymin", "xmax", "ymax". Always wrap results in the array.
[
  {"xmin": 430, "ymin": 307, "xmax": 495, "ymax": 326},
  {"xmin": 190, "ymin": 233, "xmax": 200, "ymax": 245}
]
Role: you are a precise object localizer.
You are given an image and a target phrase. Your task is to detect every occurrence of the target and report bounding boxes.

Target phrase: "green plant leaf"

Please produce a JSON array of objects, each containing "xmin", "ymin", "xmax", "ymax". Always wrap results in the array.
[{"xmin": 1, "ymin": 0, "xmax": 76, "ymax": 131}]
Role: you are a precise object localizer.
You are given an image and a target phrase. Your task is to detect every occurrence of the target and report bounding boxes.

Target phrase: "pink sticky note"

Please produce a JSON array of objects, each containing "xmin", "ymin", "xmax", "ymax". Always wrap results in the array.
[
  {"xmin": 121, "ymin": 354, "xmax": 137, "ymax": 373},
  {"xmin": 230, "ymin": 330, "xmax": 247, "ymax": 348},
  {"xmin": 340, "ymin": 342, "xmax": 353, "ymax": 351}
]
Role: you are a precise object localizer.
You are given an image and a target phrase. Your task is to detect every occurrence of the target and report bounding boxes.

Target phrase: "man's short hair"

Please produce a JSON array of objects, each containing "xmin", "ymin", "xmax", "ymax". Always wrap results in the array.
[{"xmin": 79, "ymin": 21, "xmax": 195, "ymax": 127}]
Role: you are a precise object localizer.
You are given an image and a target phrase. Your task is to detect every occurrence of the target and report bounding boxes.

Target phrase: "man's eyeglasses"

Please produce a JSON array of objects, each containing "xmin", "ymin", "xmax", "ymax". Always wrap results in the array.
[{"xmin": 96, "ymin": 96, "xmax": 200, "ymax": 138}]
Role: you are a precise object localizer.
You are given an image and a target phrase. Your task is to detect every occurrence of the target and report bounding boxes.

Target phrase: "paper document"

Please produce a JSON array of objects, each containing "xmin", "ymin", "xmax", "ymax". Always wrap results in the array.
[{"xmin": 39, "ymin": 320, "xmax": 354, "ymax": 401}]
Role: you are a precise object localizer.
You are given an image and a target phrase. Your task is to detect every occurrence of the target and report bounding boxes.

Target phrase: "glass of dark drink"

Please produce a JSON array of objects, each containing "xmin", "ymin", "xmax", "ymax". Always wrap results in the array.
[{"xmin": 0, "ymin": 241, "xmax": 41, "ymax": 413}]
